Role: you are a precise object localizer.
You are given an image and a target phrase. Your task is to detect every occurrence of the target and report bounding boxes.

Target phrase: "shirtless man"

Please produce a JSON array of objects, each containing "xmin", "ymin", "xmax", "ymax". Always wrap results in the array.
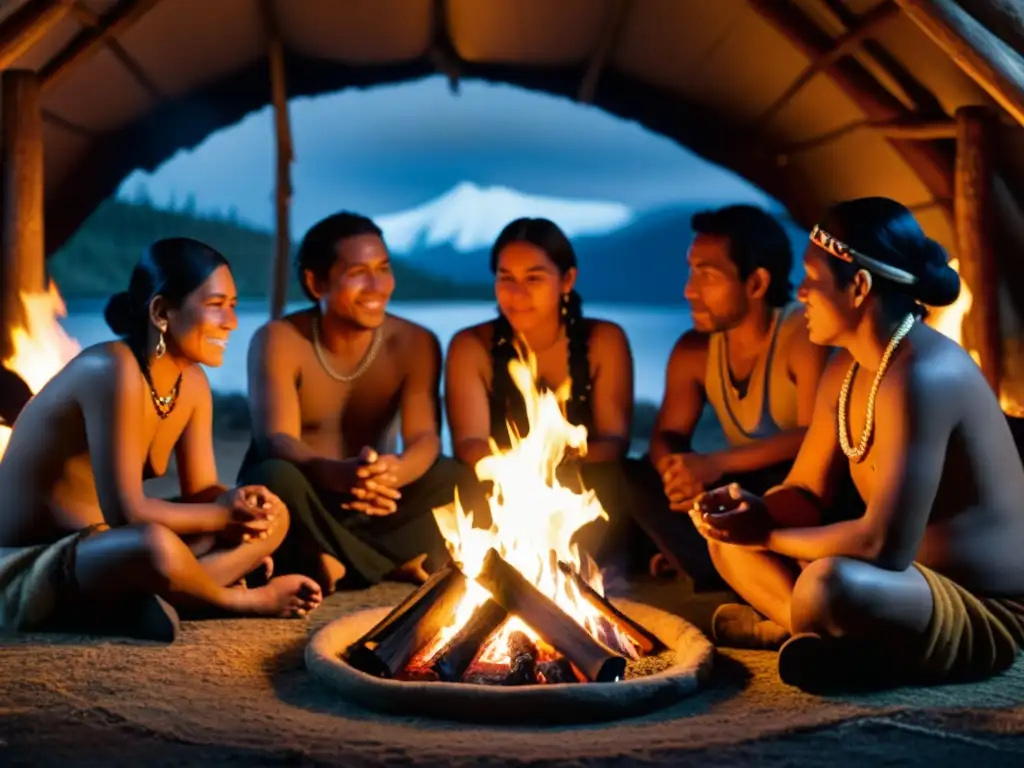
[
  {"xmin": 693, "ymin": 197, "xmax": 1024, "ymax": 691},
  {"xmin": 0, "ymin": 238, "xmax": 321, "ymax": 640},
  {"xmin": 239, "ymin": 212, "xmax": 456, "ymax": 593},
  {"xmin": 634, "ymin": 205, "xmax": 830, "ymax": 586}
]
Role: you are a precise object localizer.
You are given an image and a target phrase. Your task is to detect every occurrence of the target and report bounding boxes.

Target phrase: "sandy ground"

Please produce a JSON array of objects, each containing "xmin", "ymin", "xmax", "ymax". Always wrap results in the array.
[
  {"xmin": 1, "ymin": 434, "xmax": 1020, "ymax": 765},
  {"xmin": 1, "ymin": 578, "xmax": 1022, "ymax": 767}
]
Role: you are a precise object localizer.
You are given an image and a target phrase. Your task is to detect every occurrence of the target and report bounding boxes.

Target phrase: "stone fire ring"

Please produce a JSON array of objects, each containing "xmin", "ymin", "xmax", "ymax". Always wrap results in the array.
[{"xmin": 305, "ymin": 598, "xmax": 714, "ymax": 725}]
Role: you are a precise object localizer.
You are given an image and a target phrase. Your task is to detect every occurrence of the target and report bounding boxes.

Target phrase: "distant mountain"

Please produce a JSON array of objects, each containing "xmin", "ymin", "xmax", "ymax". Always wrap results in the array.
[{"xmin": 378, "ymin": 181, "xmax": 634, "ymax": 254}]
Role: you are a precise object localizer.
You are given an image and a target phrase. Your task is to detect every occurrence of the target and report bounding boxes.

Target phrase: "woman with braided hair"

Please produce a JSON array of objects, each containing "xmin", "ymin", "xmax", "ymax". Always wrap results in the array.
[{"xmin": 445, "ymin": 217, "xmax": 636, "ymax": 568}]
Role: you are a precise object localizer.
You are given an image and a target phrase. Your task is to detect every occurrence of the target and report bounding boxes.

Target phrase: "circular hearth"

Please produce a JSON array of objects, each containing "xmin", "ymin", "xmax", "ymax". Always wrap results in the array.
[{"xmin": 305, "ymin": 598, "xmax": 713, "ymax": 724}]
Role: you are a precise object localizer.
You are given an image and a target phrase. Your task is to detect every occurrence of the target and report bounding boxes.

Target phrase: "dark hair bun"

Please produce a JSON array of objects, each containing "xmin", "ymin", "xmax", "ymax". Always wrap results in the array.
[
  {"xmin": 103, "ymin": 291, "xmax": 135, "ymax": 336},
  {"xmin": 913, "ymin": 239, "xmax": 961, "ymax": 307}
]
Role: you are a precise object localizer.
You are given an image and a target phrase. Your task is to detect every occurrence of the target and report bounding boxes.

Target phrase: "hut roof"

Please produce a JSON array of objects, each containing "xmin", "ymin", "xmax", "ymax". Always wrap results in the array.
[{"xmin": 2, "ymin": 0, "xmax": 1023, "ymax": 261}]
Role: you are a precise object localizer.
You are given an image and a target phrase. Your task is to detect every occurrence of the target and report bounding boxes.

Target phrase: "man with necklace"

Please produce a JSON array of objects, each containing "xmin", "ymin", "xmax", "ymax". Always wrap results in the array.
[
  {"xmin": 692, "ymin": 197, "xmax": 1024, "ymax": 692},
  {"xmin": 631, "ymin": 205, "xmax": 831, "ymax": 587},
  {"xmin": 238, "ymin": 212, "xmax": 456, "ymax": 594}
]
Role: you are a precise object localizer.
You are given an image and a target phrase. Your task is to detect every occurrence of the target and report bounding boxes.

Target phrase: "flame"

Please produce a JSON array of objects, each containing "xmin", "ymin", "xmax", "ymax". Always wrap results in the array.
[
  {"xmin": 425, "ymin": 352, "xmax": 637, "ymax": 670},
  {"xmin": 0, "ymin": 282, "xmax": 82, "ymax": 461},
  {"xmin": 925, "ymin": 259, "xmax": 1023, "ymax": 416}
]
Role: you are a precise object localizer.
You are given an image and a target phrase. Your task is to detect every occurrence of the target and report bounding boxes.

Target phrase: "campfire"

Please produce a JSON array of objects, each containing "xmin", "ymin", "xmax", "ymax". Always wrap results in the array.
[
  {"xmin": 344, "ymin": 354, "xmax": 665, "ymax": 686},
  {"xmin": 0, "ymin": 282, "xmax": 81, "ymax": 461}
]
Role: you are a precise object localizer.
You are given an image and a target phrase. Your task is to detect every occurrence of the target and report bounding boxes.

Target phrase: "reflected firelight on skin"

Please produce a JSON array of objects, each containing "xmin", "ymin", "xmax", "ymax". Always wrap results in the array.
[
  {"xmin": 495, "ymin": 241, "xmax": 575, "ymax": 337},
  {"xmin": 310, "ymin": 234, "xmax": 395, "ymax": 331},
  {"xmin": 162, "ymin": 265, "xmax": 240, "ymax": 368}
]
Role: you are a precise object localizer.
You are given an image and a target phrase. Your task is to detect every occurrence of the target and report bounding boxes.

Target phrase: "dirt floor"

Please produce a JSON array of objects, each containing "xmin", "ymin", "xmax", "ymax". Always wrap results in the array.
[
  {"xmin": 0, "ymin": 577, "xmax": 1022, "ymax": 767},
  {"xmin": 1, "ymin": 436, "xmax": 1021, "ymax": 766}
]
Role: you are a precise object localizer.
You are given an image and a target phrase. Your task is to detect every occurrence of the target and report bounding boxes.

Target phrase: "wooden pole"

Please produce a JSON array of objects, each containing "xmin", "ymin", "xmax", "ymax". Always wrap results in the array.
[
  {"xmin": 955, "ymin": 105, "xmax": 1002, "ymax": 392},
  {"xmin": 0, "ymin": 0, "xmax": 74, "ymax": 70},
  {"xmin": 260, "ymin": 0, "xmax": 293, "ymax": 320},
  {"xmin": 755, "ymin": 1, "xmax": 900, "ymax": 129},
  {"xmin": 0, "ymin": 70, "xmax": 46, "ymax": 364},
  {"xmin": 896, "ymin": 0, "xmax": 1024, "ymax": 128}
]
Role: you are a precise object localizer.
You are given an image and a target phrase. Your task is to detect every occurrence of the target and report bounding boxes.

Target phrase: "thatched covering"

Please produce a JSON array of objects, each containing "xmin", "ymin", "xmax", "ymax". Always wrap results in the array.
[{"xmin": 0, "ymin": 0, "xmax": 1022, "ymax": 268}]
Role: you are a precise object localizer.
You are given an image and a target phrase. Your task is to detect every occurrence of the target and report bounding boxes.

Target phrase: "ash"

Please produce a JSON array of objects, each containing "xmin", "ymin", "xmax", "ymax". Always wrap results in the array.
[{"xmin": 624, "ymin": 649, "xmax": 676, "ymax": 679}]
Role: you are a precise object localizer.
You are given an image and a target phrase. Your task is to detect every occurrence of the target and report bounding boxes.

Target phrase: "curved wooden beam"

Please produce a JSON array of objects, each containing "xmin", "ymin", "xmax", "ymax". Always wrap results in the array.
[{"xmin": 896, "ymin": 0, "xmax": 1024, "ymax": 128}]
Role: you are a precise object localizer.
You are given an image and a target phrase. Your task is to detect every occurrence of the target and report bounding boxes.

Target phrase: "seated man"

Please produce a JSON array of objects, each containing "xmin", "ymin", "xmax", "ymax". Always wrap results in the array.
[
  {"xmin": 632, "ymin": 205, "xmax": 830, "ymax": 586},
  {"xmin": 239, "ymin": 212, "xmax": 457, "ymax": 593},
  {"xmin": 693, "ymin": 197, "xmax": 1024, "ymax": 691}
]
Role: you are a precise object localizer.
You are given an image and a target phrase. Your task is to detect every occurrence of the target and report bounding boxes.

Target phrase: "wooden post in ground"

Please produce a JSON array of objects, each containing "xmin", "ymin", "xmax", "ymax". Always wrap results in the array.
[
  {"xmin": 0, "ymin": 69, "xmax": 46, "ymax": 363},
  {"xmin": 955, "ymin": 105, "xmax": 1001, "ymax": 393},
  {"xmin": 260, "ymin": 0, "xmax": 293, "ymax": 320}
]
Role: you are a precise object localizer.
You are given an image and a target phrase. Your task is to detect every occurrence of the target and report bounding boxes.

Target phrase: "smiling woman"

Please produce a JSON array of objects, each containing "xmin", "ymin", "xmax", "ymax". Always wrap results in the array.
[
  {"xmin": 0, "ymin": 237, "xmax": 324, "ymax": 642},
  {"xmin": 444, "ymin": 217, "xmax": 639, "ymax": 573}
]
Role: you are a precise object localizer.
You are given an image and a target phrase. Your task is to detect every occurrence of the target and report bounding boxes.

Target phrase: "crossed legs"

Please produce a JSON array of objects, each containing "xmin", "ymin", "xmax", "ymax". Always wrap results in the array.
[
  {"xmin": 709, "ymin": 541, "xmax": 933, "ymax": 644},
  {"xmin": 73, "ymin": 507, "xmax": 322, "ymax": 620}
]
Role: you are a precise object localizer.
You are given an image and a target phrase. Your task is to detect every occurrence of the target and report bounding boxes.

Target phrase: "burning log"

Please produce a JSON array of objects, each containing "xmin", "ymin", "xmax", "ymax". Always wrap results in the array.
[
  {"xmin": 429, "ymin": 598, "xmax": 509, "ymax": 682},
  {"xmin": 557, "ymin": 561, "xmax": 665, "ymax": 655},
  {"xmin": 345, "ymin": 562, "xmax": 467, "ymax": 678},
  {"xmin": 537, "ymin": 657, "xmax": 579, "ymax": 684},
  {"xmin": 505, "ymin": 630, "xmax": 539, "ymax": 686},
  {"xmin": 475, "ymin": 548, "xmax": 627, "ymax": 683}
]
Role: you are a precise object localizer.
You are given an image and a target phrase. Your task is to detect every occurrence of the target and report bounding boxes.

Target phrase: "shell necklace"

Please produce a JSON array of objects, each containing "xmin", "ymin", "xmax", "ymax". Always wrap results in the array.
[
  {"xmin": 311, "ymin": 314, "xmax": 382, "ymax": 383},
  {"xmin": 837, "ymin": 313, "xmax": 915, "ymax": 462}
]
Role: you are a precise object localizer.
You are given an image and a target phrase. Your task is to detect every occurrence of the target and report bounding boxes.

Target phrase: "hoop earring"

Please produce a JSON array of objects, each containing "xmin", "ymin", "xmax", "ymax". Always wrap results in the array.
[{"xmin": 155, "ymin": 329, "xmax": 167, "ymax": 359}]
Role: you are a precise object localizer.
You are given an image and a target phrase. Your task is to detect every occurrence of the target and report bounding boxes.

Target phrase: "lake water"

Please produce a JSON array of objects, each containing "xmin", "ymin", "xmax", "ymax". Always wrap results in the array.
[{"xmin": 60, "ymin": 300, "xmax": 692, "ymax": 406}]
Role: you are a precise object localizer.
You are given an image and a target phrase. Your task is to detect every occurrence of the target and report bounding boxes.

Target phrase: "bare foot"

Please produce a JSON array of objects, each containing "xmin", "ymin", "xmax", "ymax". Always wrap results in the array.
[
  {"xmin": 317, "ymin": 553, "xmax": 346, "ymax": 595},
  {"xmin": 388, "ymin": 553, "xmax": 430, "ymax": 585},
  {"xmin": 231, "ymin": 575, "xmax": 323, "ymax": 618}
]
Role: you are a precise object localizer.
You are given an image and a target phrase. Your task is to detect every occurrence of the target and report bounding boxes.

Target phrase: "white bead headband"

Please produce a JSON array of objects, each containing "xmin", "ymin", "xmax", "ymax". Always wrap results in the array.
[{"xmin": 809, "ymin": 224, "xmax": 918, "ymax": 286}]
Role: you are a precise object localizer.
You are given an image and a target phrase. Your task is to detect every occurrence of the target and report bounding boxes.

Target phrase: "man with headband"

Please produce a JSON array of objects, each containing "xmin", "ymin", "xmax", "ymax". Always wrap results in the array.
[
  {"xmin": 630, "ymin": 205, "xmax": 830, "ymax": 589},
  {"xmin": 691, "ymin": 197, "xmax": 1024, "ymax": 692}
]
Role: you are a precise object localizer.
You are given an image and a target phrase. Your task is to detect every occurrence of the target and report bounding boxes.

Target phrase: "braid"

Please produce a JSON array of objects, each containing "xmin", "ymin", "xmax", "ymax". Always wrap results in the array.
[
  {"xmin": 563, "ymin": 289, "xmax": 593, "ymax": 429},
  {"xmin": 490, "ymin": 311, "xmax": 526, "ymax": 444}
]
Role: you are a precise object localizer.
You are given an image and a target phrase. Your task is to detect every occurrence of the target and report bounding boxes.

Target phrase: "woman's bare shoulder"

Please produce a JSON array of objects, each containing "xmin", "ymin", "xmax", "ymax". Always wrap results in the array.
[
  {"xmin": 68, "ymin": 340, "xmax": 137, "ymax": 381},
  {"xmin": 586, "ymin": 317, "xmax": 627, "ymax": 340},
  {"xmin": 449, "ymin": 321, "xmax": 493, "ymax": 354}
]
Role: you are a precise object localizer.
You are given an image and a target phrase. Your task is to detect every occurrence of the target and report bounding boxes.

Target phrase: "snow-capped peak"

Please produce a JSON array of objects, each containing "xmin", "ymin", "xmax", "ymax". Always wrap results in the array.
[{"xmin": 377, "ymin": 181, "xmax": 634, "ymax": 254}]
